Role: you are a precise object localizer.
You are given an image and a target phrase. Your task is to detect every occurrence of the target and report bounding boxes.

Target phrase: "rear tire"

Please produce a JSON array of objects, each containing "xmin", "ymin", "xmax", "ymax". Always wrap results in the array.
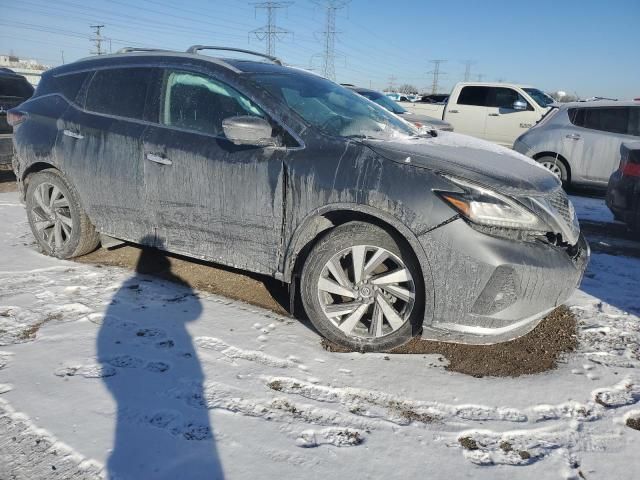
[
  {"xmin": 301, "ymin": 221, "xmax": 424, "ymax": 352},
  {"xmin": 25, "ymin": 169, "xmax": 99, "ymax": 259},
  {"xmin": 536, "ymin": 156, "xmax": 569, "ymax": 184}
]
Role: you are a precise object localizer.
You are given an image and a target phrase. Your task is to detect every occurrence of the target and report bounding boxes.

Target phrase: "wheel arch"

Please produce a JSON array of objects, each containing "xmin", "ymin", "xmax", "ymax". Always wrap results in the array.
[
  {"xmin": 282, "ymin": 204, "xmax": 435, "ymax": 325},
  {"xmin": 532, "ymin": 151, "xmax": 572, "ymax": 182},
  {"xmin": 19, "ymin": 162, "xmax": 60, "ymax": 199}
]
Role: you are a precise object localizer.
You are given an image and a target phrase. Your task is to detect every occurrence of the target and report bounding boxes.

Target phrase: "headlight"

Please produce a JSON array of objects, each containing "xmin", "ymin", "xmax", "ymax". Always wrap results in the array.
[{"xmin": 437, "ymin": 176, "xmax": 549, "ymax": 231}]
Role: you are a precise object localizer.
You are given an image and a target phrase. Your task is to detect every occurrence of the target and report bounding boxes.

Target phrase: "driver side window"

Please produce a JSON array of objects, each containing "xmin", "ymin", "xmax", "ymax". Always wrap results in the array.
[{"xmin": 162, "ymin": 70, "xmax": 265, "ymax": 136}]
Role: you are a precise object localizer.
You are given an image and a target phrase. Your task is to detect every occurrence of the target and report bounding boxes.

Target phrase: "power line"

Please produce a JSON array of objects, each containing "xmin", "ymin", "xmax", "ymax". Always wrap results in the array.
[
  {"xmin": 90, "ymin": 24, "xmax": 105, "ymax": 55},
  {"xmin": 249, "ymin": 2, "xmax": 293, "ymax": 56},
  {"xmin": 428, "ymin": 59, "xmax": 446, "ymax": 94},
  {"xmin": 312, "ymin": 0, "xmax": 350, "ymax": 80}
]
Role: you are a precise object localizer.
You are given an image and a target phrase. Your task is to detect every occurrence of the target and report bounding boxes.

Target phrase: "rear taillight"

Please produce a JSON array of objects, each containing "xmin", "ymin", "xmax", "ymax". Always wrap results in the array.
[
  {"xmin": 7, "ymin": 110, "xmax": 27, "ymax": 127},
  {"xmin": 622, "ymin": 162, "xmax": 640, "ymax": 177}
]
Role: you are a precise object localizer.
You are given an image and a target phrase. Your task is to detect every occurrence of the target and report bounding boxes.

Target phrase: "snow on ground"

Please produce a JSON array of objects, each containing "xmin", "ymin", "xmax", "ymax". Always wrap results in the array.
[
  {"xmin": 569, "ymin": 194, "xmax": 615, "ymax": 224},
  {"xmin": 0, "ymin": 190, "xmax": 639, "ymax": 480}
]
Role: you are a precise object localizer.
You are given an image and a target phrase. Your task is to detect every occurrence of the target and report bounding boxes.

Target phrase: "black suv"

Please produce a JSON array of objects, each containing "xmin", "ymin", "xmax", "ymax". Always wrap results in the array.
[
  {"xmin": 1, "ymin": 68, "xmax": 34, "ymax": 165},
  {"xmin": 10, "ymin": 46, "xmax": 588, "ymax": 351}
]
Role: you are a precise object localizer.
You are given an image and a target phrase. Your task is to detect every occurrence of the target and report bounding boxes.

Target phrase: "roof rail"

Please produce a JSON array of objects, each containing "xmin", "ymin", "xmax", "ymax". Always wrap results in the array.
[
  {"xmin": 186, "ymin": 45, "xmax": 282, "ymax": 65},
  {"xmin": 116, "ymin": 47, "xmax": 173, "ymax": 54}
]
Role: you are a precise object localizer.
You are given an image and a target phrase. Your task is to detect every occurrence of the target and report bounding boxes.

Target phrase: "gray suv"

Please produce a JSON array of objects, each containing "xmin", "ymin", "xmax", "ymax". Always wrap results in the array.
[
  {"xmin": 514, "ymin": 101, "xmax": 640, "ymax": 186},
  {"xmin": 9, "ymin": 46, "xmax": 589, "ymax": 351}
]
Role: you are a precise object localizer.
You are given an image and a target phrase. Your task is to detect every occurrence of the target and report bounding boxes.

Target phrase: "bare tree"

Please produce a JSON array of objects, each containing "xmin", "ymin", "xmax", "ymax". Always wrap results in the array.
[{"xmin": 398, "ymin": 83, "xmax": 418, "ymax": 94}]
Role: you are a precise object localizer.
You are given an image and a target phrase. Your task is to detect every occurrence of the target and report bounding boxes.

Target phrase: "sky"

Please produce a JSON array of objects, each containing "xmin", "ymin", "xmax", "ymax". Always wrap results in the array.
[{"xmin": 0, "ymin": 0, "xmax": 638, "ymax": 99}]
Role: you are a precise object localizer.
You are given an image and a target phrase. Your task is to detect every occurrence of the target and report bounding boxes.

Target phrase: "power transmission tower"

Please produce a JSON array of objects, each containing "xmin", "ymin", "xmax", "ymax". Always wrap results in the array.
[
  {"xmin": 312, "ymin": 0, "xmax": 350, "ymax": 81},
  {"xmin": 90, "ymin": 24, "xmax": 105, "ymax": 55},
  {"xmin": 428, "ymin": 59, "xmax": 446, "ymax": 94},
  {"xmin": 249, "ymin": 2, "xmax": 293, "ymax": 56},
  {"xmin": 387, "ymin": 74, "xmax": 397, "ymax": 91},
  {"xmin": 463, "ymin": 60, "xmax": 475, "ymax": 82}
]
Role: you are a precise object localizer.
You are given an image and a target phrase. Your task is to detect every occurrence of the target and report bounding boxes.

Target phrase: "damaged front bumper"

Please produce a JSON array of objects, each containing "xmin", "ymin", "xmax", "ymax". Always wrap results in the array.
[{"xmin": 418, "ymin": 218, "xmax": 589, "ymax": 345}]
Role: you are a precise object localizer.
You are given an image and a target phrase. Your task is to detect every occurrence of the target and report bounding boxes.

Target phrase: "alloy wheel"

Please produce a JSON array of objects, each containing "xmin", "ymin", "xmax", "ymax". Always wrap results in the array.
[
  {"xmin": 30, "ymin": 182, "xmax": 74, "ymax": 252},
  {"xmin": 316, "ymin": 245, "xmax": 415, "ymax": 339},
  {"xmin": 540, "ymin": 161, "xmax": 563, "ymax": 179}
]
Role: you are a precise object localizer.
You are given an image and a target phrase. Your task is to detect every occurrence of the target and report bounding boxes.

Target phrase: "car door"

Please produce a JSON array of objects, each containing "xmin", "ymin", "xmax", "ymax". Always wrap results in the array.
[
  {"xmin": 55, "ymin": 67, "xmax": 157, "ymax": 243},
  {"xmin": 142, "ymin": 68, "xmax": 285, "ymax": 275},
  {"xmin": 484, "ymin": 87, "xmax": 540, "ymax": 147},
  {"xmin": 563, "ymin": 106, "xmax": 636, "ymax": 184},
  {"xmin": 446, "ymin": 86, "xmax": 488, "ymax": 139}
]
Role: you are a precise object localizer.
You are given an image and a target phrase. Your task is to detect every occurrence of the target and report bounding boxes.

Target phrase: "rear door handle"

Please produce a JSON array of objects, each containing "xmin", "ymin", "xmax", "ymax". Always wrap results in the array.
[
  {"xmin": 145, "ymin": 153, "xmax": 172, "ymax": 165},
  {"xmin": 63, "ymin": 129, "xmax": 83, "ymax": 139},
  {"xmin": 448, "ymin": 109, "xmax": 459, "ymax": 113},
  {"xmin": 566, "ymin": 134, "xmax": 581, "ymax": 140},
  {"xmin": 488, "ymin": 113, "xmax": 499, "ymax": 117}
]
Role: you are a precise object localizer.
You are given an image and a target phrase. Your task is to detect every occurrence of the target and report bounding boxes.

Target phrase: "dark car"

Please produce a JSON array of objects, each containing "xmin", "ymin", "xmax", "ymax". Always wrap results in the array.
[
  {"xmin": 344, "ymin": 85, "xmax": 453, "ymax": 131},
  {"xmin": 0, "ymin": 69, "xmax": 34, "ymax": 165},
  {"xmin": 606, "ymin": 142, "xmax": 640, "ymax": 235},
  {"xmin": 417, "ymin": 94, "xmax": 449, "ymax": 104},
  {"xmin": 9, "ymin": 46, "xmax": 588, "ymax": 352}
]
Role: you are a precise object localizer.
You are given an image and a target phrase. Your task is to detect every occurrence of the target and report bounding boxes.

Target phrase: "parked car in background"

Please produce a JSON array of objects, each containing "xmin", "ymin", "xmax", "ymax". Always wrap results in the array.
[
  {"xmin": 10, "ymin": 46, "xmax": 588, "ymax": 351},
  {"xmin": 345, "ymin": 85, "xmax": 453, "ymax": 131},
  {"xmin": 407, "ymin": 93, "xmax": 449, "ymax": 104},
  {"xmin": 606, "ymin": 142, "xmax": 640, "ymax": 234},
  {"xmin": 401, "ymin": 82, "xmax": 555, "ymax": 147},
  {"xmin": 514, "ymin": 101, "xmax": 640, "ymax": 186},
  {"xmin": 0, "ymin": 69, "xmax": 34, "ymax": 166}
]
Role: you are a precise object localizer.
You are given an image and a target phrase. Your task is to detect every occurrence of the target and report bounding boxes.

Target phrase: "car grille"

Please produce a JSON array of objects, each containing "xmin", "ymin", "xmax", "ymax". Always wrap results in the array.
[{"xmin": 546, "ymin": 189, "xmax": 580, "ymax": 242}]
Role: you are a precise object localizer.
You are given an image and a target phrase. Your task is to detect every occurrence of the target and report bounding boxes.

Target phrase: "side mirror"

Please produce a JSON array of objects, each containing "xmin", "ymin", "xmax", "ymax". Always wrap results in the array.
[
  {"xmin": 222, "ymin": 116, "xmax": 275, "ymax": 146},
  {"xmin": 512, "ymin": 100, "xmax": 528, "ymax": 111}
]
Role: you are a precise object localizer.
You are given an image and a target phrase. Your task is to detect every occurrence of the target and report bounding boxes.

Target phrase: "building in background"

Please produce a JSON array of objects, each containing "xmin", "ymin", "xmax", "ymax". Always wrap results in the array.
[{"xmin": 0, "ymin": 55, "xmax": 49, "ymax": 86}]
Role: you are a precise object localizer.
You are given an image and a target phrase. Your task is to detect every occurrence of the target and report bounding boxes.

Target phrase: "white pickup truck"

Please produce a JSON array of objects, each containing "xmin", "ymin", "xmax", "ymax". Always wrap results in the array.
[{"xmin": 400, "ymin": 82, "xmax": 555, "ymax": 147}]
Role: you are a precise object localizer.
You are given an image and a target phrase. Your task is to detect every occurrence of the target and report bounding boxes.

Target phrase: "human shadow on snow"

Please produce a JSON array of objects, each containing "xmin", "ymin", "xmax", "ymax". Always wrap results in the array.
[{"xmin": 98, "ymin": 236, "xmax": 224, "ymax": 479}]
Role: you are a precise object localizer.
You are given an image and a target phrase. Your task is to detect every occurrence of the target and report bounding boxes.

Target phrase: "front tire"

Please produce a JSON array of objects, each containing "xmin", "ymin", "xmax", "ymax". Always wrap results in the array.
[
  {"xmin": 25, "ymin": 169, "xmax": 99, "ymax": 259},
  {"xmin": 536, "ymin": 156, "xmax": 569, "ymax": 184},
  {"xmin": 301, "ymin": 221, "xmax": 424, "ymax": 352}
]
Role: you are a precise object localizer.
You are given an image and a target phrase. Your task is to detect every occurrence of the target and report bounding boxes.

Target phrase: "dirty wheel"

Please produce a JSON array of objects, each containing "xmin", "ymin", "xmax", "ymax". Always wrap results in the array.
[
  {"xmin": 536, "ymin": 156, "xmax": 568, "ymax": 184},
  {"xmin": 26, "ymin": 169, "xmax": 99, "ymax": 259},
  {"xmin": 301, "ymin": 221, "xmax": 423, "ymax": 352}
]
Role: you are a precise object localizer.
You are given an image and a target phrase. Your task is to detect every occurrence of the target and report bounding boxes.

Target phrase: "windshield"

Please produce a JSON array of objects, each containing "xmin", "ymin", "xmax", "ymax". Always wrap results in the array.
[
  {"xmin": 251, "ymin": 72, "xmax": 417, "ymax": 139},
  {"xmin": 523, "ymin": 88, "xmax": 555, "ymax": 108},
  {"xmin": 359, "ymin": 90, "xmax": 406, "ymax": 114}
]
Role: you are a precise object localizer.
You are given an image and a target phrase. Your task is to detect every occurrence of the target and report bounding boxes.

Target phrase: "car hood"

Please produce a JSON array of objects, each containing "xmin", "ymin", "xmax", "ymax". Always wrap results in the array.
[{"xmin": 365, "ymin": 131, "xmax": 560, "ymax": 195}]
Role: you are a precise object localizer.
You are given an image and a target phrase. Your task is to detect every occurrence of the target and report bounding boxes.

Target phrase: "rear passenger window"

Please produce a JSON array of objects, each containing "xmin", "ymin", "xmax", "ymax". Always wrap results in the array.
[
  {"xmin": 570, "ymin": 107, "xmax": 630, "ymax": 135},
  {"xmin": 457, "ymin": 86, "xmax": 489, "ymax": 106},
  {"xmin": 162, "ymin": 71, "xmax": 264, "ymax": 136},
  {"xmin": 56, "ymin": 72, "xmax": 88, "ymax": 102},
  {"xmin": 85, "ymin": 68, "xmax": 152, "ymax": 120}
]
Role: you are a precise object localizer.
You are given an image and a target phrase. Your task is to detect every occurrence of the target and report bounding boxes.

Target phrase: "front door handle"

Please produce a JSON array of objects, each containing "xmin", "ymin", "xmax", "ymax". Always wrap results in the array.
[
  {"xmin": 488, "ymin": 113, "xmax": 499, "ymax": 117},
  {"xmin": 448, "ymin": 109, "xmax": 459, "ymax": 113},
  {"xmin": 566, "ymin": 133, "xmax": 581, "ymax": 140},
  {"xmin": 63, "ymin": 129, "xmax": 84, "ymax": 139},
  {"xmin": 145, "ymin": 153, "xmax": 172, "ymax": 165}
]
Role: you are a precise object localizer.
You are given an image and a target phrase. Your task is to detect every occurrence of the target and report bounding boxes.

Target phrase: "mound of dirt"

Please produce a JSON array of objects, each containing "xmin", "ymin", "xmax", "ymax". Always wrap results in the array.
[{"xmin": 323, "ymin": 306, "xmax": 578, "ymax": 377}]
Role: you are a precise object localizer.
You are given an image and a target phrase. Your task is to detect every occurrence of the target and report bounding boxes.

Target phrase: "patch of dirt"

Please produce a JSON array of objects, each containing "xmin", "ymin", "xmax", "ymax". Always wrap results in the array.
[
  {"xmin": 0, "ymin": 169, "xmax": 17, "ymax": 193},
  {"xmin": 77, "ymin": 244, "xmax": 290, "ymax": 316},
  {"xmin": 323, "ymin": 306, "xmax": 578, "ymax": 377},
  {"xmin": 626, "ymin": 416, "xmax": 640, "ymax": 431},
  {"xmin": 458, "ymin": 436, "xmax": 479, "ymax": 450}
]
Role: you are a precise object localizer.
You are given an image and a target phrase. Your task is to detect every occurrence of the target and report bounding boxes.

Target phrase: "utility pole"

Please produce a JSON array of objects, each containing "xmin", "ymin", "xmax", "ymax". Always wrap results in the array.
[
  {"xmin": 476, "ymin": 73, "xmax": 485, "ymax": 82},
  {"xmin": 61, "ymin": 50, "xmax": 65, "ymax": 64},
  {"xmin": 428, "ymin": 59, "xmax": 446, "ymax": 94},
  {"xmin": 90, "ymin": 24, "xmax": 105, "ymax": 55},
  {"xmin": 249, "ymin": 2, "xmax": 293, "ymax": 56},
  {"xmin": 312, "ymin": 0, "xmax": 350, "ymax": 81},
  {"xmin": 463, "ymin": 60, "xmax": 475, "ymax": 82}
]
